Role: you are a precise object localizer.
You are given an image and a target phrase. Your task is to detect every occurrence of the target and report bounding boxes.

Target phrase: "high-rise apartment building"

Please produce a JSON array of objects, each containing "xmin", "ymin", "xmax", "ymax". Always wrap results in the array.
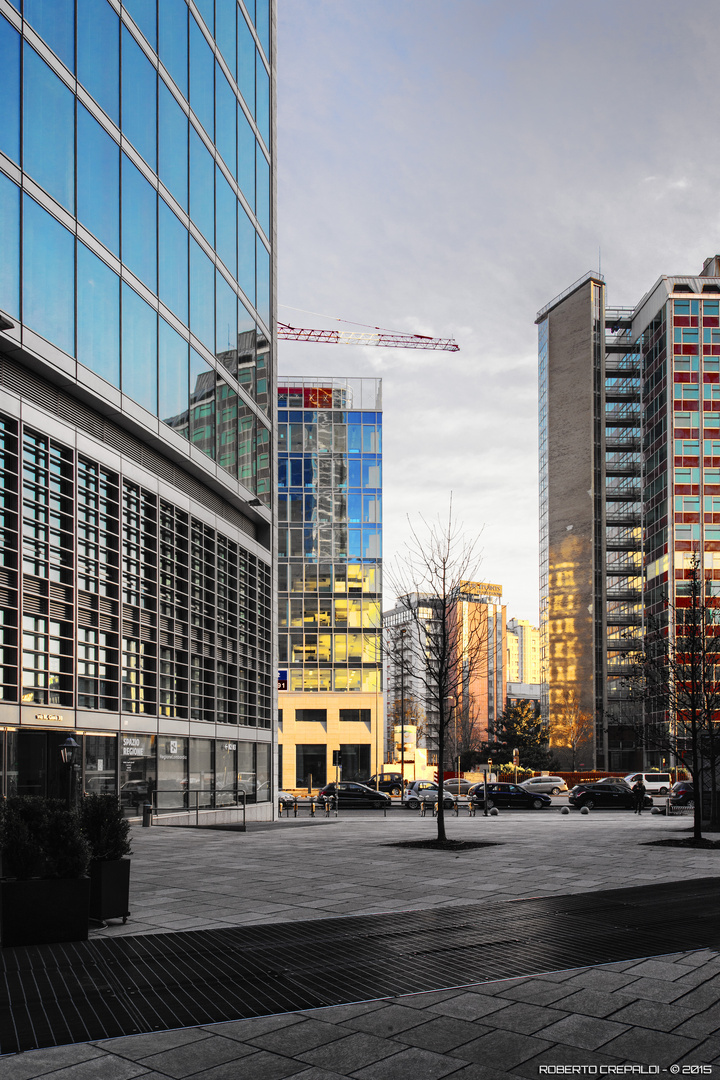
[
  {"xmin": 506, "ymin": 618, "xmax": 540, "ymax": 684},
  {"xmin": 277, "ymin": 378, "xmax": 383, "ymax": 788},
  {"xmin": 538, "ymin": 258, "xmax": 720, "ymax": 770},
  {"xmin": 384, "ymin": 581, "xmax": 506, "ymax": 772},
  {"xmin": 0, "ymin": 0, "xmax": 276, "ymax": 817}
]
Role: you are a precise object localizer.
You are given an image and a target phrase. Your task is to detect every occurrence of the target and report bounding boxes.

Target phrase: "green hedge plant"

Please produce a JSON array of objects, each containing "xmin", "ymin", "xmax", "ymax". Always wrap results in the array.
[{"xmin": 79, "ymin": 795, "xmax": 132, "ymax": 862}]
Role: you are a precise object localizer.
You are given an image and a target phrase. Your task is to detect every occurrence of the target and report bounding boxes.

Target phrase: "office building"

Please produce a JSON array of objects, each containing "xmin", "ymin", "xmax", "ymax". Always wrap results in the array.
[
  {"xmin": 277, "ymin": 378, "xmax": 383, "ymax": 789},
  {"xmin": 0, "ymin": 0, "xmax": 276, "ymax": 817},
  {"xmin": 384, "ymin": 581, "xmax": 506, "ymax": 775},
  {"xmin": 537, "ymin": 257, "xmax": 720, "ymax": 770}
]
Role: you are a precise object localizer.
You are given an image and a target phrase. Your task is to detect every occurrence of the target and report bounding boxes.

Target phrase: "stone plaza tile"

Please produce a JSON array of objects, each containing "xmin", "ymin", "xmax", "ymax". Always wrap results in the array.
[
  {"xmin": 427, "ymin": 992, "xmax": 515, "ymax": 1021},
  {"xmin": 609, "ymin": 999, "xmax": 698, "ymax": 1031},
  {"xmin": 496, "ymin": 980, "xmax": 579, "ymax": 1006},
  {"xmin": 675, "ymin": 1035, "xmax": 720, "ymax": 1065},
  {"xmin": 246, "ymin": 1019, "xmax": 354, "ymax": 1055},
  {"xmin": 519, "ymin": 1041, "xmax": 627, "ymax": 1076},
  {"xmin": 447, "ymin": 1029, "xmax": 554, "ymax": 1070},
  {"xmin": 0, "ymin": 1046, "xmax": 129, "ymax": 1080},
  {"xmin": 619, "ymin": 976, "xmax": 703, "ymax": 1003},
  {"xmin": 202, "ymin": 1015, "xmax": 306, "ymax": 1042},
  {"xmin": 298, "ymin": 1031, "xmax": 402, "ymax": 1071},
  {"xmin": 621, "ymin": 959, "xmax": 706, "ymax": 982},
  {"xmin": 392, "ymin": 1015, "xmax": 490, "ymax": 1053},
  {"xmin": 551, "ymin": 988, "xmax": 638, "ymax": 1017},
  {"xmin": 600, "ymin": 1027, "xmax": 699, "ymax": 1067},
  {"xmin": 351, "ymin": 1045, "xmax": 468, "ymax": 1080},
  {"xmin": 17, "ymin": 1057, "xmax": 149, "ymax": 1080},
  {"xmin": 187, "ymin": 1049, "xmax": 300, "ymax": 1080},
  {"xmin": 480, "ymin": 1001, "xmax": 569, "ymax": 1035},
  {"xmin": 674, "ymin": 981, "xmax": 720, "ymax": 1012},
  {"xmin": 138, "ymin": 1034, "xmax": 258, "ymax": 1077},
  {"xmin": 395, "ymin": 988, "xmax": 466, "ymax": 1010},
  {"xmin": 295, "ymin": 1002, "xmax": 388, "ymax": 1025},
  {"xmin": 562, "ymin": 968, "xmax": 639, "ymax": 992},
  {"xmin": 673, "ymin": 1002, "xmax": 720, "ymax": 1038},
  {"xmin": 533, "ymin": 1013, "xmax": 630, "ymax": 1050},
  {"xmin": 281, "ymin": 1069, "xmax": 349, "ymax": 1080},
  {"xmin": 340, "ymin": 1004, "xmax": 431, "ymax": 1038},
  {"xmin": 97, "ymin": 1028, "xmax": 213, "ymax": 1060}
]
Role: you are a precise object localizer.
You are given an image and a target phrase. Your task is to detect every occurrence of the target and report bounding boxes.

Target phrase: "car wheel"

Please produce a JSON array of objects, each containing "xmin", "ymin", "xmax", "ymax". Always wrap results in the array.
[
  {"xmin": 532, "ymin": 798, "xmax": 544, "ymax": 810},
  {"xmin": 486, "ymin": 798, "xmax": 495, "ymax": 809},
  {"xmin": 584, "ymin": 799, "xmax": 594, "ymax": 810},
  {"xmin": 407, "ymin": 798, "xmax": 420, "ymax": 810},
  {"xmin": 658, "ymin": 787, "xmax": 668, "ymax": 796},
  {"xmin": 550, "ymin": 787, "xmax": 560, "ymax": 796},
  {"xmin": 391, "ymin": 787, "xmax": 401, "ymax": 797}
]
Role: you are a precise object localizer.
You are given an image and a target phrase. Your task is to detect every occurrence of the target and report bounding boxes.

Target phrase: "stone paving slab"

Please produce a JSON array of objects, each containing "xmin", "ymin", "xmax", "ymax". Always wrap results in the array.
[{"xmin": 2, "ymin": 812, "xmax": 720, "ymax": 1076}]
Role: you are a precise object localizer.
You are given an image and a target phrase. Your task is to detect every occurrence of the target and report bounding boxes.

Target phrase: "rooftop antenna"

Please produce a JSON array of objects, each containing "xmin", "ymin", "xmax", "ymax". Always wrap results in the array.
[{"xmin": 598, "ymin": 246, "xmax": 602, "ymax": 276}]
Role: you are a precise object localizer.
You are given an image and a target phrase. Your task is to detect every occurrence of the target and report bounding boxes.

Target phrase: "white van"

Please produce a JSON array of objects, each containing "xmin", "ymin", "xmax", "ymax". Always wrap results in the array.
[{"xmin": 624, "ymin": 772, "xmax": 672, "ymax": 795}]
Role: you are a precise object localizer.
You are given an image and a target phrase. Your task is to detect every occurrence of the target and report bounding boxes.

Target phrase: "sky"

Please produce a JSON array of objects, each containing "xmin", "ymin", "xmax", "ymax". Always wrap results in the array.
[{"xmin": 276, "ymin": 0, "xmax": 720, "ymax": 623}]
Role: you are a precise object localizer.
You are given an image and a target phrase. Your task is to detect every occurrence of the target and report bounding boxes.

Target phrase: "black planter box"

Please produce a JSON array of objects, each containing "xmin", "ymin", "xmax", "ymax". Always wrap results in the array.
[
  {"xmin": 89, "ymin": 859, "xmax": 130, "ymax": 922},
  {"xmin": 1, "ymin": 877, "xmax": 90, "ymax": 947}
]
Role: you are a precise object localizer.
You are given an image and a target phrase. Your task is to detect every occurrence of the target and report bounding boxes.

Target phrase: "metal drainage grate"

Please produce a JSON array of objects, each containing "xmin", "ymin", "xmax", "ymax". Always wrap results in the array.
[{"xmin": 0, "ymin": 877, "xmax": 718, "ymax": 1056}]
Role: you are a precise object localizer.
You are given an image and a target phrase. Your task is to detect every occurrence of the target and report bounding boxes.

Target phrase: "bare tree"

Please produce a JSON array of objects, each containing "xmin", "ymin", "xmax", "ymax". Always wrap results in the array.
[
  {"xmin": 620, "ymin": 553, "xmax": 720, "ymax": 840},
  {"xmin": 387, "ymin": 502, "xmax": 487, "ymax": 841},
  {"xmin": 553, "ymin": 689, "xmax": 594, "ymax": 771}
]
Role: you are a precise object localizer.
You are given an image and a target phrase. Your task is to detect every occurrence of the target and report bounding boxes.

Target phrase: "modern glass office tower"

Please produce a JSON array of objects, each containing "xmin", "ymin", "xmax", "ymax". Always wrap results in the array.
[
  {"xmin": 0, "ymin": 0, "xmax": 276, "ymax": 817},
  {"xmin": 276, "ymin": 378, "xmax": 382, "ymax": 789},
  {"xmin": 537, "ymin": 258, "xmax": 720, "ymax": 770}
]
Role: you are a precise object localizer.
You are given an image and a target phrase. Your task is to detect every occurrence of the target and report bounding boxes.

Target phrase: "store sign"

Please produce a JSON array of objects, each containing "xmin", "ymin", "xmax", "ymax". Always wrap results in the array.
[
  {"xmin": 278, "ymin": 669, "xmax": 287, "ymax": 690},
  {"xmin": 122, "ymin": 736, "xmax": 145, "ymax": 758},
  {"xmin": 35, "ymin": 713, "xmax": 63, "ymax": 722}
]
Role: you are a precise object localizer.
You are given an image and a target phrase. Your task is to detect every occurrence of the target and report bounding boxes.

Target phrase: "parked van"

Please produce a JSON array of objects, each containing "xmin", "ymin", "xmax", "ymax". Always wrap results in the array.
[{"xmin": 624, "ymin": 772, "xmax": 672, "ymax": 795}]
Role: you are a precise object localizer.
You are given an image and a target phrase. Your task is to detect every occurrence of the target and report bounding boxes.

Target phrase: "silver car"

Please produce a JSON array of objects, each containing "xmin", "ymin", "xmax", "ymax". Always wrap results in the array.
[
  {"xmin": 402, "ymin": 780, "xmax": 455, "ymax": 810},
  {"xmin": 519, "ymin": 775, "xmax": 568, "ymax": 796}
]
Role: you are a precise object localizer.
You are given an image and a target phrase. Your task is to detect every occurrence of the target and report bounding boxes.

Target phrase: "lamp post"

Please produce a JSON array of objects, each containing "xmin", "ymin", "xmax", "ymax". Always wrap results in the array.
[{"xmin": 59, "ymin": 736, "xmax": 80, "ymax": 810}]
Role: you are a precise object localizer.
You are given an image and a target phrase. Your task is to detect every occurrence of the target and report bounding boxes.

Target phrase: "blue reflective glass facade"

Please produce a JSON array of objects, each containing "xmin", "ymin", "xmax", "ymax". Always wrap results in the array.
[
  {"xmin": 0, "ymin": 0, "xmax": 275, "ymax": 817},
  {"xmin": 277, "ymin": 379, "xmax": 383, "ymax": 694}
]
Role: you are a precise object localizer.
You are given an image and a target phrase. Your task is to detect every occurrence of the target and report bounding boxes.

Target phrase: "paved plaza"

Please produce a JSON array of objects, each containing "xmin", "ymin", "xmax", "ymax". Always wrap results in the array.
[{"xmin": 4, "ymin": 808, "xmax": 720, "ymax": 1078}]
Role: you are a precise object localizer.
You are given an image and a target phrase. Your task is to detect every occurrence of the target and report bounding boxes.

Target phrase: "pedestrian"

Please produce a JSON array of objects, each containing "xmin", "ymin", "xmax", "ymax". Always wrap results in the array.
[{"xmin": 632, "ymin": 778, "xmax": 646, "ymax": 815}]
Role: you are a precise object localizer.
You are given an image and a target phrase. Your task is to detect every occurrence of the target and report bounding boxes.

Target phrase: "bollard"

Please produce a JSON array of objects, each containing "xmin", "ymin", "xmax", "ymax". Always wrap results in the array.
[
  {"xmin": 468, "ymin": 801, "xmax": 475, "ymax": 817},
  {"xmin": 454, "ymin": 801, "xmax": 459, "ymax": 817},
  {"xmin": 324, "ymin": 798, "xmax": 331, "ymax": 817},
  {"xmin": 310, "ymin": 798, "xmax": 316, "ymax": 816},
  {"xmin": 142, "ymin": 802, "xmax": 153, "ymax": 827},
  {"xmin": 420, "ymin": 801, "xmax": 426, "ymax": 817},
  {"xmin": 293, "ymin": 799, "xmax": 298, "ymax": 818},
  {"xmin": 433, "ymin": 801, "xmax": 439, "ymax": 818}
]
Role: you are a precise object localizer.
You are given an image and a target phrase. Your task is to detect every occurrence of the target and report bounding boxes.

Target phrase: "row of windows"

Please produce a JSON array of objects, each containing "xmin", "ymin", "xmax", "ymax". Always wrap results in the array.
[
  {"xmin": 1, "ymin": 3, "xmax": 270, "ymax": 198},
  {"xmin": 279, "ymin": 598, "xmax": 381, "ymax": 627},
  {"xmin": 278, "ymin": 526, "xmax": 382, "ymax": 561},
  {"xmin": 278, "ymin": 563, "xmax": 380, "ymax": 595},
  {"xmin": 279, "ymin": 457, "xmax": 381, "ymax": 491},
  {"xmin": 282, "ymin": 670, "xmax": 381, "ymax": 693},
  {"xmin": 0, "ymin": 187, "xmax": 271, "ymax": 497},
  {"xmin": 0, "ymin": 175, "xmax": 270, "ymax": 380},
  {"xmin": 279, "ymin": 633, "xmax": 381, "ymax": 665},
  {"xmin": 278, "ymin": 493, "xmax": 381, "ymax": 524},
  {"xmin": 278, "ymin": 423, "xmax": 381, "ymax": 455},
  {"xmin": 0, "ymin": 415, "xmax": 272, "ymax": 723}
]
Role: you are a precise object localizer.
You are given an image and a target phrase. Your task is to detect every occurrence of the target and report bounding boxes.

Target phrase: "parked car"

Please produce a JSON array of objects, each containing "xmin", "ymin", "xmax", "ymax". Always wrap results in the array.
[
  {"xmin": 624, "ymin": 772, "xmax": 672, "ymax": 796},
  {"xmin": 568, "ymin": 782, "xmax": 653, "ymax": 811},
  {"xmin": 468, "ymin": 782, "xmax": 551, "ymax": 810},
  {"xmin": 442, "ymin": 777, "xmax": 474, "ymax": 795},
  {"xmin": 278, "ymin": 791, "xmax": 296, "ymax": 809},
  {"xmin": 519, "ymin": 776, "xmax": 568, "ymax": 796},
  {"xmin": 318, "ymin": 782, "xmax": 391, "ymax": 809},
  {"xmin": 120, "ymin": 779, "xmax": 151, "ymax": 810},
  {"xmin": 402, "ymin": 780, "xmax": 455, "ymax": 810},
  {"xmin": 359, "ymin": 773, "xmax": 404, "ymax": 796},
  {"xmin": 669, "ymin": 781, "xmax": 694, "ymax": 807}
]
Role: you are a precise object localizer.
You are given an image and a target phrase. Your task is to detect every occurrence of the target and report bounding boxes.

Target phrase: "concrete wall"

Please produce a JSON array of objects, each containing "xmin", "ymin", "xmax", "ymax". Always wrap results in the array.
[{"xmin": 545, "ymin": 280, "xmax": 598, "ymax": 741}]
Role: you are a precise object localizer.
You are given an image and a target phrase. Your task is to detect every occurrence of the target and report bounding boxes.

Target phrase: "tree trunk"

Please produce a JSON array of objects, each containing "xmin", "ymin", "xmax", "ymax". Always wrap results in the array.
[{"xmin": 436, "ymin": 705, "xmax": 446, "ymax": 841}]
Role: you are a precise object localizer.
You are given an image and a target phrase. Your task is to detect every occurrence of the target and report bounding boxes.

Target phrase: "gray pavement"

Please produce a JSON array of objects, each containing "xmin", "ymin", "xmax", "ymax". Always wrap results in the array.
[{"xmin": 4, "ymin": 808, "xmax": 720, "ymax": 1077}]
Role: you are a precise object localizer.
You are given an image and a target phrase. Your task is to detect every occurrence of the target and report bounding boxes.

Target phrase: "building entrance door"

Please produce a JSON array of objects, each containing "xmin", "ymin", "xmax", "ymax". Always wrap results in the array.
[{"xmin": 7, "ymin": 729, "xmax": 75, "ymax": 800}]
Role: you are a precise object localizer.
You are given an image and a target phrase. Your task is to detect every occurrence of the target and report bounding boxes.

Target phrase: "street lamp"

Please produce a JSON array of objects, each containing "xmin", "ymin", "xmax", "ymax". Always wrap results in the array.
[{"xmin": 59, "ymin": 736, "xmax": 80, "ymax": 810}]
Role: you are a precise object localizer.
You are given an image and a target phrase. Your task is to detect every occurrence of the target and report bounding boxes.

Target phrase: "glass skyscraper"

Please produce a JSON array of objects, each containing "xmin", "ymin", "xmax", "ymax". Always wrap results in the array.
[
  {"xmin": 276, "ymin": 378, "xmax": 383, "ymax": 789},
  {"xmin": 0, "ymin": 0, "xmax": 275, "ymax": 817}
]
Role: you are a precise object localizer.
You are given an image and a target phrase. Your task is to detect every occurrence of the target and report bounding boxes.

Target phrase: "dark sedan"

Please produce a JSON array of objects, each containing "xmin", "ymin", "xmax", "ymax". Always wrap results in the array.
[
  {"xmin": 568, "ymin": 782, "xmax": 653, "ymax": 810},
  {"xmin": 318, "ymin": 782, "xmax": 392, "ymax": 809},
  {"xmin": 468, "ymin": 782, "xmax": 552, "ymax": 810},
  {"xmin": 669, "ymin": 781, "xmax": 694, "ymax": 807}
]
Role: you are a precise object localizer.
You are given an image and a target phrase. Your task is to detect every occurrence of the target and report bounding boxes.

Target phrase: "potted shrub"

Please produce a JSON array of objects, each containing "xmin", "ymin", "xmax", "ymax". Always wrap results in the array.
[
  {"xmin": 0, "ymin": 797, "xmax": 91, "ymax": 948},
  {"xmin": 79, "ymin": 795, "xmax": 132, "ymax": 923}
]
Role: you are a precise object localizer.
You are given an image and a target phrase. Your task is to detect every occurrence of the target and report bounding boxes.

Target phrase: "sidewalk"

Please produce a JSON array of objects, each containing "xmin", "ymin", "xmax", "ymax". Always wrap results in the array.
[{"xmin": 3, "ymin": 810, "xmax": 720, "ymax": 1078}]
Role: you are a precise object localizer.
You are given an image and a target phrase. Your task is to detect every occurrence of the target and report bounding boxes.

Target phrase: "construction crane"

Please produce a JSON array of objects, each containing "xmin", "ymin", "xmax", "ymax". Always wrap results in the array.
[{"xmin": 277, "ymin": 320, "xmax": 459, "ymax": 352}]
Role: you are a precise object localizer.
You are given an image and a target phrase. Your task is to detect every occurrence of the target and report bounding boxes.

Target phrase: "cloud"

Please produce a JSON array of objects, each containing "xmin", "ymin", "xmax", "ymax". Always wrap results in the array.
[{"xmin": 277, "ymin": 0, "xmax": 720, "ymax": 621}]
